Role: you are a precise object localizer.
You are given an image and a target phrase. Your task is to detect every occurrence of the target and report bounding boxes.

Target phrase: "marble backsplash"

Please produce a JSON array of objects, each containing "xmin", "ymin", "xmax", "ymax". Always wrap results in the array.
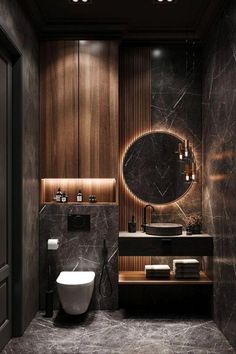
[
  {"xmin": 202, "ymin": 0, "xmax": 236, "ymax": 349},
  {"xmin": 39, "ymin": 204, "xmax": 119, "ymax": 311}
]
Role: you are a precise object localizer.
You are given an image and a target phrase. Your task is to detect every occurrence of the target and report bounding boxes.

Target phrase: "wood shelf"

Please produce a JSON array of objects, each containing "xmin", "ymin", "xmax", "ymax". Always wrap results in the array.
[
  {"xmin": 41, "ymin": 178, "xmax": 117, "ymax": 203},
  {"xmin": 41, "ymin": 202, "xmax": 118, "ymax": 205},
  {"xmin": 119, "ymin": 271, "xmax": 213, "ymax": 285}
]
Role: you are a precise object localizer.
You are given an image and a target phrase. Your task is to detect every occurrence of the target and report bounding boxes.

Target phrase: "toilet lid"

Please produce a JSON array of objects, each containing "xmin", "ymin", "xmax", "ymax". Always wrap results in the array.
[{"xmin": 56, "ymin": 271, "xmax": 95, "ymax": 285}]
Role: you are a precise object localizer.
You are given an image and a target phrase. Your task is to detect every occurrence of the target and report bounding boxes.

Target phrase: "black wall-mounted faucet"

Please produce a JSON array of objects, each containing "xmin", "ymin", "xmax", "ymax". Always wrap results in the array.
[{"xmin": 142, "ymin": 204, "xmax": 155, "ymax": 232}]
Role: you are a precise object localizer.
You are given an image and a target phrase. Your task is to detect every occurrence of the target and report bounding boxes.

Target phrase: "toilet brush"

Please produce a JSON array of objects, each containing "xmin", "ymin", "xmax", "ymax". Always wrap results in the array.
[
  {"xmin": 45, "ymin": 259, "xmax": 54, "ymax": 317},
  {"xmin": 45, "ymin": 289, "xmax": 54, "ymax": 318}
]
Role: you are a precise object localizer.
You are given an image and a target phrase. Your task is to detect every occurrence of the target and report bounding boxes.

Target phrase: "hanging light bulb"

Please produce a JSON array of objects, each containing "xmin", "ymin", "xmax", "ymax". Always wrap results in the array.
[
  {"xmin": 185, "ymin": 164, "xmax": 190, "ymax": 182},
  {"xmin": 178, "ymin": 139, "xmax": 190, "ymax": 160},
  {"xmin": 191, "ymin": 162, "xmax": 197, "ymax": 181},
  {"xmin": 184, "ymin": 139, "xmax": 189, "ymax": 157},
  {"xmin": 179, "ymin": 143, "xmax": 183, "ymax": 160}
]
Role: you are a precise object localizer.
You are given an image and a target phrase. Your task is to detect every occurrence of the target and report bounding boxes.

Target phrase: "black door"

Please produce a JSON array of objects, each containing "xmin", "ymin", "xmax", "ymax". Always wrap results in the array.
[{"xmin": 0, "ymin": 48, "xmax": 12, "ymax": 351}]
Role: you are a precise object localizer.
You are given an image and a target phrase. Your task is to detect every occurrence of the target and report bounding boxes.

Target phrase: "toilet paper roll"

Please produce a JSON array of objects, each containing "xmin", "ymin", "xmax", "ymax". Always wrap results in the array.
[{"xmin": 47, "ymin": 239, "xmax": 59, "ymax": 250}]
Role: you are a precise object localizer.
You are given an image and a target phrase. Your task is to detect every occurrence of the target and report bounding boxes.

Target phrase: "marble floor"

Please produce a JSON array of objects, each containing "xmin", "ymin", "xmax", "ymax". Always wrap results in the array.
[{"xmin": 2, "ymin": 310, "xmax": 235, "ymax": 354}]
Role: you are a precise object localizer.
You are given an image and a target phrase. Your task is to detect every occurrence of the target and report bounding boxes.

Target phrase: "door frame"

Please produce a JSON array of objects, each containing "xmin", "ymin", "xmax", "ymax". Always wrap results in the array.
[{"xmin": 0, "ymin": 24, "xmax": 24, "ymax": 337}]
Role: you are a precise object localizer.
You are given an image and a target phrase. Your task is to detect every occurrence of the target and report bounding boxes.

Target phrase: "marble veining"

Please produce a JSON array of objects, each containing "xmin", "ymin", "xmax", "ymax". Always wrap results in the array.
[
  {"xmin": 202, "ymin": 0, "xmax": 236, "ymax": 350},
  {"xmin": 2, "ymin": 311, "xmax": 234, "ymax": 354},
  {"xmin": 40, "ymin": 204, "xmax": 119, "ymax": 311},
  {"xmin": 151, "ymin": 45, "xmax": 202, "ymax": 227},
  {"xmin": 123, "ymin": 132, "xmax": 192, "ymax": 204}
]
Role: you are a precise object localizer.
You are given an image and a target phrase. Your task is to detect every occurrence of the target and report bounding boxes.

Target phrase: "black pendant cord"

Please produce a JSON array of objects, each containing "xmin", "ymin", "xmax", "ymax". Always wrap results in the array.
[{"xmin": 99, "ymin": 240, "xmax": 113, "ymax": 298}]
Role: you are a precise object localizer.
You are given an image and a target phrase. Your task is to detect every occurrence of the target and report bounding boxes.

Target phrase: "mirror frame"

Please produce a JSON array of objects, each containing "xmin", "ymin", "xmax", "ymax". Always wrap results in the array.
[{"xmin": 122, "ymin": 131, "xmax": 194, "ymax": 205}]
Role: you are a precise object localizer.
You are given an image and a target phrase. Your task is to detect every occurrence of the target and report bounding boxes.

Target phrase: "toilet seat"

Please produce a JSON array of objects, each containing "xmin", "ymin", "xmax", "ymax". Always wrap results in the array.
[{"xmin": 56, "ymin": 271, "xmax": 95, "ymax": 286}]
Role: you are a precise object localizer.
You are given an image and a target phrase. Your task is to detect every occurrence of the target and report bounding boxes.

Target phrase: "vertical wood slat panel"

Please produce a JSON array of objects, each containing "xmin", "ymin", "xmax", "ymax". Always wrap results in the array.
[
  {"xmin": 119, "ymin": 47, "xmax": 152, "ymax": 271},
  {"xmin": 79, "ymin": 41, "xmax": 119, "ymax": 178},
  {"xmin": 40, "ymin": 41, "xmax": 79, "ymax": 178}
]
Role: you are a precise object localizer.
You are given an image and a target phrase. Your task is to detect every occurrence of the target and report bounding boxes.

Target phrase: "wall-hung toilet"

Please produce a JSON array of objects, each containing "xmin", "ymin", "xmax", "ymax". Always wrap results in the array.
[{"xmin": 56, "ymin": 271, "xmax": 95, "ymax": 315}]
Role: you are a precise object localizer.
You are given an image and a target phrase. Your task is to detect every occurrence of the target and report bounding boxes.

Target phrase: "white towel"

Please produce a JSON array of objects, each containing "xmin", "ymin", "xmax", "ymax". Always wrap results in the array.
[{"xmin": 145, "ymin": 265, "xmax": 170, "ymax": 271}]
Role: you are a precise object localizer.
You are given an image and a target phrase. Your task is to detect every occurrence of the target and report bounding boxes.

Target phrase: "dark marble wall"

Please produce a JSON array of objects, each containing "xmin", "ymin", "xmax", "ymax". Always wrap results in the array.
[
  {"xmin": 40, "ymin": 204, "xmax": 119, "ymax": 311},
  {"xmin": 0, "ymin": 0, "xmax": 39, "ymax": 331},
  {"xmin": 202, "ymin": 0, "xmax": 236, "ymax": 349},
  {"xmin": 151, "ymin": 45, "xmax": 202, "ymax": 225}
]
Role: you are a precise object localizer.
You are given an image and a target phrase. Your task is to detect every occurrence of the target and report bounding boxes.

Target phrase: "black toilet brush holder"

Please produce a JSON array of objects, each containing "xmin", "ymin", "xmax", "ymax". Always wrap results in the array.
[{"xmin": 45, "ymin": 290, "xmax": 54, "ymax": 318}]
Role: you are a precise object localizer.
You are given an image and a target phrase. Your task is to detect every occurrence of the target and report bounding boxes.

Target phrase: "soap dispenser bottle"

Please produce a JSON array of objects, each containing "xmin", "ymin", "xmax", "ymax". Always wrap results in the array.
[
  {"xmin": 128, "ymin": 215, "xmax": 136, "ymax": 233},
  {"xmin": 60, "ymin": 192, "xmax": 68, "ymax": 203},
  {"xmin": 77, "ymin": 190, "xmax": 83, "ymax": 203},
  {"xmin": 55, "ymin": 188, "xmax": 62, "ymax": 202}
]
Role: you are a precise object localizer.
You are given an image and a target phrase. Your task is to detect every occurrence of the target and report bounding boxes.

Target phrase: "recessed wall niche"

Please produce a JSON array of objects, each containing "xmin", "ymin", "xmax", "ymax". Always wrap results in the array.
[{"xmin": 41, "ymin": 178, "xmax": 117, "ymax": 203}]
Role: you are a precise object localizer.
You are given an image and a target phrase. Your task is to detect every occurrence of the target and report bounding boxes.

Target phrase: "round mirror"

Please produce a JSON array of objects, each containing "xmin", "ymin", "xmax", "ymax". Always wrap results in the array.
[{"xmin": 123, "ymin": 131, "xmax": 193, "ymax": 204}]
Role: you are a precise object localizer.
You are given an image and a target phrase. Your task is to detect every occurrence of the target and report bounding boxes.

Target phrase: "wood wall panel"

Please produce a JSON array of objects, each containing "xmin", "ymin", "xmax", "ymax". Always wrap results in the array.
[
  {"xmin": 119, "ymin": 47, "xmax": 152, "ymax": 271},
  {"xmin": 79, "ymin": 41, "xmax": 118, "ymax": 178},
  {"xmin": 40, "ymin": 41, "xmax": 79, "ymax": 178}
]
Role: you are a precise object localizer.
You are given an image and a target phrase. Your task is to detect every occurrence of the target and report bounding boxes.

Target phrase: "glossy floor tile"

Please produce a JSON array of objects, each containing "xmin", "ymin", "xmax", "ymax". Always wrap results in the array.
[{"xmin": 2, "ymin": 310, "xmax": 235, "ymax": 354}]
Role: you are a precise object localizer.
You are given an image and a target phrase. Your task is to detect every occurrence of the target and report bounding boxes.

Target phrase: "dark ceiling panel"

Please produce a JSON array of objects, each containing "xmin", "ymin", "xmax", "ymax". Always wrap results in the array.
[{"xmin": 19, "ymin": 0, "xmax": 226, "ymax": 40}]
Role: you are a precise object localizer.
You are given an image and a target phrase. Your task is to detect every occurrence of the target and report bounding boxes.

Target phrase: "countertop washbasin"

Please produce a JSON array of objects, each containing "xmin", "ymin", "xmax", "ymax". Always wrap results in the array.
[{"xmin": 145, "ymin": 223, "xmax": 183, "ymax": 236}]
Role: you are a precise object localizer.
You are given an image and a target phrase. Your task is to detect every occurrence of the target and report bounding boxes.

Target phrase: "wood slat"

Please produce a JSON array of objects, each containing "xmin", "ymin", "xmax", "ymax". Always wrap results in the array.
[{"xmin": 119, "ymin": 47, "xmax": 151, "ymax": 271}]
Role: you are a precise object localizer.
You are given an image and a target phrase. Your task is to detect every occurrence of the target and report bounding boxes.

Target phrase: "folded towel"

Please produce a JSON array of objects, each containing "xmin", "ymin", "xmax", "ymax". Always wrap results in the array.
[
  {"xmin": 175, "ymin": 274, "xmax": 200, "ymax": 279},
  {"xmin": 173, "ymin": 259, "xmax": 199, "ymax": 264},
  {"xmin": 175, "ymin": 271, "xmax": 200, "ymax": 276},
  {"xmin": 146, "ymin": 273, "xmax": 170, "ymax": 279},
  {"xmin": 175, "ymin": 266, "xmax": 200, "ymax": 271},
  {"xmin": 146, "ymin": 271, "xmax": 170, "ymax": 275},
  {"xmin": 173, "ymin": 259, "xmax": 200, "ymax": 272},
  {"xmin": 175, "ymin": 264, "xmax": 199, "ymax": 268},
  {"xmin": 145, "ymin": 264, "xmax": 170, "ymax": 279},
  {"xmin": 145, "ymin": 265, "xmax": 170, "ymax": 271}
]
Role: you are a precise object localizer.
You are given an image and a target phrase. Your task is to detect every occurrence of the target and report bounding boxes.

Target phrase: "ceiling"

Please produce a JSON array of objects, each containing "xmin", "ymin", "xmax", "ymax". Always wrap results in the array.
[{"xmin": 20, "ymin": 0, "xmax": 226, "ymax": 40}]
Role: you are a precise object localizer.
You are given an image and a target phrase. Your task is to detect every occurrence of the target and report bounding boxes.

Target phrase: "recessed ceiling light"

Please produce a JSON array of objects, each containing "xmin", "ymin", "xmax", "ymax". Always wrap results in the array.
[
  {"xmin": 152, "ymin": 49, "xmax": 163, "ymax": 58},
  {"xmin": 153, "ymin": 0, "xmax": 176, "ymax": 3},
  {"xmin": 69, "ymin": 0, "xmax": 92, "ymax": 4}
]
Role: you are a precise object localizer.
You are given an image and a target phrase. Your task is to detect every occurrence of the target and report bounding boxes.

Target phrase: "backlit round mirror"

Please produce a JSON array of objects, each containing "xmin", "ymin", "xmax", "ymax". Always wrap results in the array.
[{"xmin": 123, "ymin": 131, "xmax": 193, "ymax": 204}]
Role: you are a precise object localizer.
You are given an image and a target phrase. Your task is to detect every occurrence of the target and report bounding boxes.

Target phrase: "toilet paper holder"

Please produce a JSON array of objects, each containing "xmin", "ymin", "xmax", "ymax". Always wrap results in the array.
[{"xmin": 47, "ymin": 238, "xmax": 59, "ymax": 250}]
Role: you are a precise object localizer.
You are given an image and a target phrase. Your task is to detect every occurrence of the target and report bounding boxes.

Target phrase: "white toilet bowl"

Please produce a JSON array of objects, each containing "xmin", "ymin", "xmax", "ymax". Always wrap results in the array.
[{"xmin": 56, "ymin": 271, "xmax": 95, "ymax": 315}]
